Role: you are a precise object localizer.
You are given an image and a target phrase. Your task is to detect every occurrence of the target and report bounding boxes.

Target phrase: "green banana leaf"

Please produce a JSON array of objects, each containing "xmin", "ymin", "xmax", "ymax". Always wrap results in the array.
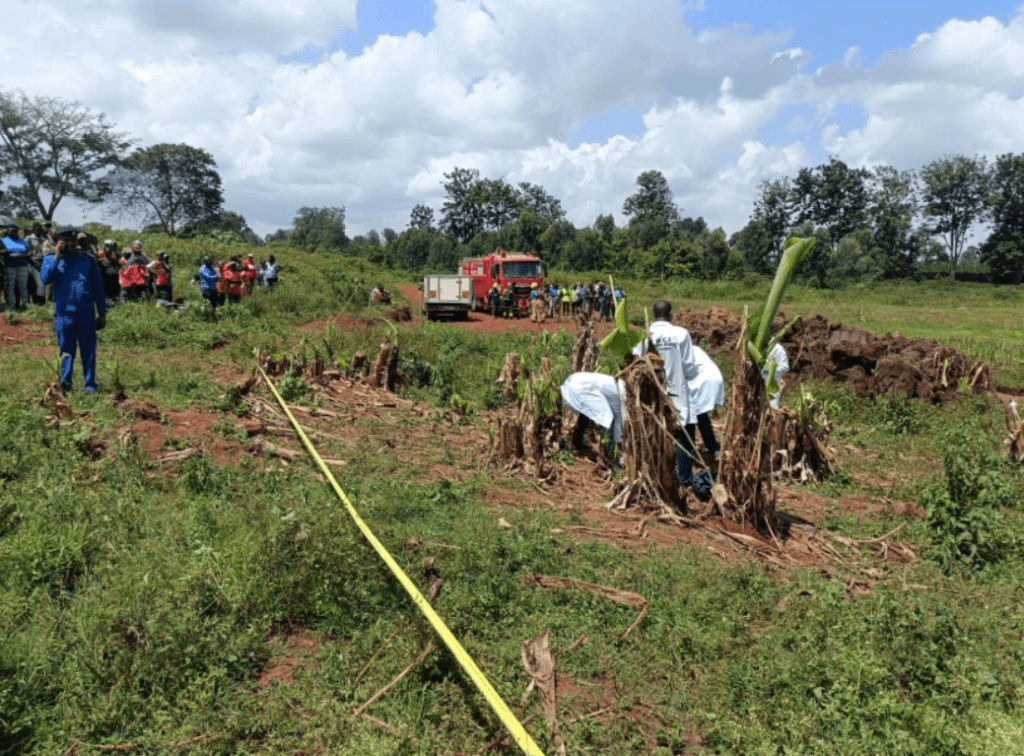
[{"xmin": 599, "ymin": 282, "xmax": 648, "ymax": 359}]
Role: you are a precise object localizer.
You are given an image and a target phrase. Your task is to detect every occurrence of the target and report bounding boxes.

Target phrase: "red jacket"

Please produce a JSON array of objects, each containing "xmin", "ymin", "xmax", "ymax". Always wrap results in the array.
[
  {"xmin": 223, "ymin": 264, "xmax": 242, "ymax": 296},
  {"xmin": 152, "ymin": 260, "xmax": 169, "ymax": 287}
]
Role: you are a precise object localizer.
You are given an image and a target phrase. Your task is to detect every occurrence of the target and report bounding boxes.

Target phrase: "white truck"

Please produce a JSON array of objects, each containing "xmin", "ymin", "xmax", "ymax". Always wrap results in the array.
[{"xmin": 422, "ymin": 274, "xmax": 475, "ymax": 321}]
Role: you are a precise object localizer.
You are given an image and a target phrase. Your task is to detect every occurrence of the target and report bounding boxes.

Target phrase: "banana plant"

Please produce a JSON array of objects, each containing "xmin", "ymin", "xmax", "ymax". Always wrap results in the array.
[
  {"xmin": 599, "ymin": 276, "xmax": 648, "ymax": 359},
  {"xmin": 745, "ymin": 236, "xmax": 815, "ymax": 395}
]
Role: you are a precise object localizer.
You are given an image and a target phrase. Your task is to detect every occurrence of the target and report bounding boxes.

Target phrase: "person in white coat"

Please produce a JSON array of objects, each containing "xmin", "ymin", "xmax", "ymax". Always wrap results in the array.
[
  {"xmin": 560, "ymin": 372, "xmax": 625, "ymax": 456},
  {"xmin": 762, "ymin": 342, "xmax": 790, "ymax": 409},
  {"xmin": 633, "ymin": 300, "xmax": 703, "ymax": 491},
  {"xmin": 690, "ymin": 345, "xmax": 725, "ymax": 458}
]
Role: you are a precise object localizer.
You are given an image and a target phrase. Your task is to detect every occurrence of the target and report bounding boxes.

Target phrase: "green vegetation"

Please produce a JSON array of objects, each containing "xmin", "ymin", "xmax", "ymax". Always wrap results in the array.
[{"xmin": 1, "ymin": 243, "xmax": 1023, "ymax": 755}]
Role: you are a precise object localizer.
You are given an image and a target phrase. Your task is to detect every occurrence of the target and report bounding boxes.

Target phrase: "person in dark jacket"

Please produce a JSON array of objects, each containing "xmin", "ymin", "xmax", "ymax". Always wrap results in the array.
[{"xmin": 39, "ymin": 227, "xmax": 108, "ymax": 393}]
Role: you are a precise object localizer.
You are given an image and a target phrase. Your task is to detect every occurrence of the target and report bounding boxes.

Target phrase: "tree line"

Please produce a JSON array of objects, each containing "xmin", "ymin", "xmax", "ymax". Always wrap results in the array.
[
  {"xmin": 297, "ymin": 155, "xmax": 1021, "ymax": 286},
  {"xmin": 4, "ymin": 88, "xmax": 1021, "ymax": 285}
]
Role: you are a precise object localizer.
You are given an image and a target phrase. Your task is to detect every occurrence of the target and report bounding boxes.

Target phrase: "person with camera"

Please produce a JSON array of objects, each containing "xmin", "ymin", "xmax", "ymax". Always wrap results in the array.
[{"xmin": 39, "ymin": 227, "xmax": 107, "ymax": 394}]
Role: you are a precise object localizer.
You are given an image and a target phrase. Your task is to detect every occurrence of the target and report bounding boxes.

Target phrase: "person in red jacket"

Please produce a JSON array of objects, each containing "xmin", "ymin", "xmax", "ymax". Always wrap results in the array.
[
  {"xmin": 223, "ymin": 259, "xmax": 243, "ymax": 304},
  {"xmin": 118, "ymin": 252, "xmax": 134, "ymax": 302},
  {"xmin": 241, "ymin": 253, "xmax": 257, "ymax": 296},
  {"xmin": 127, "ymin": 256, "xmax": 150, "ymax": 300},
  {"xmin": 150, "ymin": 252, "xmax": 172, "ymax": 301}
]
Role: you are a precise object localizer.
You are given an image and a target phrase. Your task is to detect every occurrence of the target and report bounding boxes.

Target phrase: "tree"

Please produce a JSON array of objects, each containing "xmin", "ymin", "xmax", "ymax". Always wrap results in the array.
[
  {"xmin": 749, "ymin": 177, "xmax": 794, "ymax": 270},
  {"xmin": 382, "ymin": 227, "xmax": 397, "ymax": 245},
  {"xmin": 409, "ymin": 203, "xmax": 435, "ymax": 231},
  {"xmin": 440, "ymin": 167, "xmax": 482, "ymax": 243},
  {"xmin": 0, "ymin": 89, "xmax": 132, "ymax": 220},
  {"xmin": 104, "ymin": 143, "xmax": 223, "ymax": 235},
  {"xmin": 980, "ymin": 153, "xmax": 1024, "ymax": 282},
  {"xmin": 517, "ymin": 182, "xmax": 565, "ymax": 224},
  {"xmin": 791, "ymin": 157, "xmax": 870, "ymax": 250},
  {"xmin": 867, "ymin": 166, "xmax": 918, "ymax": 279},
  {"xmin": 594, "ymin": 213, "xmax": 616, "ymax": 244},
  {"xmin": 622, "ymin": 170, "xmax": 679, "ymax": 228},
  {"xmin": 291, "ymin": 206, "xmax": 348, "ymax": 251},
  {"xmin": 468, "ymin": 177, "xmax": 521, "ymax": 232},
  {"xmin": 920, "ymin": 154, "xmax": 990, "ymax": 280}
]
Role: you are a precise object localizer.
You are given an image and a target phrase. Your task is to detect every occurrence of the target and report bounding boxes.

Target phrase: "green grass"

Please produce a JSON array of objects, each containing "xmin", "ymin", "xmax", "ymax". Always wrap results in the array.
[{"xmin": 1, "ymin": 246, "xmax": 1023, "ymax": 754}]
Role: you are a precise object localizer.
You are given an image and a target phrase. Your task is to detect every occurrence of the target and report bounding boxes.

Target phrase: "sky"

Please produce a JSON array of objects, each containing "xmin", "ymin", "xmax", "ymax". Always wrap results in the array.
[{"xmin": 2, "ymin": 0, "xmax": 1023, "ymax": 240}]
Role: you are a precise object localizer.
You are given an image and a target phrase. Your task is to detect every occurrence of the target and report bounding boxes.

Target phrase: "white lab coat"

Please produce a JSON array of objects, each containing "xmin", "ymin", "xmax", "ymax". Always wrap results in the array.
[
  {"xmin": 560, "ymin": 373, "xmax": 625, "ymax": 442},
  {"xmin": 634, "ymin": 320, "xmax": 700, "ymax": 425},
  {"xmin": 762, "ymin": 342, "xmax": 790, "ymax": 408},
  {"xmin": 690, "ymin": 346, "xmax": 725, "ymax": 417}
]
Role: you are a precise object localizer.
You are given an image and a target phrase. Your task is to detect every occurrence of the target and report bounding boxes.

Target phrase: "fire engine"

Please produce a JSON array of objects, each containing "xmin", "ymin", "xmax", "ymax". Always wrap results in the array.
[{"xmin": 459, "ymin": 248, "xmax": 544, "ymax": 317}]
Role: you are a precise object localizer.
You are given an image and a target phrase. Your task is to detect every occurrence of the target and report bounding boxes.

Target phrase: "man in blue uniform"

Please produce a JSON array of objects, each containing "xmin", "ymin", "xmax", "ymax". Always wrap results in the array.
[{"xmin": 39, "ymin": 227, "xmax": 107, "ymax": 394}]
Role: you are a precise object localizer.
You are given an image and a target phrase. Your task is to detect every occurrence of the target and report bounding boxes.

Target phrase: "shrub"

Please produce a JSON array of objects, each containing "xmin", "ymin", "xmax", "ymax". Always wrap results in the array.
[{"xmin": 922, "ymin": 427, "xmax": 1019, "ymax": 574}]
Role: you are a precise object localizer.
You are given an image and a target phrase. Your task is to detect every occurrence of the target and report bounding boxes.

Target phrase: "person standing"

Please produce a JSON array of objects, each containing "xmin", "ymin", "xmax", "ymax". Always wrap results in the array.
[
  {"xmin": 39, "ymin": 227, "xmax": 107, "ymax": 394},
  {"xmin": 223, "ymin": 259, "xmax": 243, "ymax": 304},
  {"xmin": 689, "ymin": 345, "xmax": 725, "ymax": 461},
  {"xmin": 198, "ymin": 256, "xmax": 220, "ymax": 310},
  {"xmin": 97, "ymin": 243, "xmax": 122, "ymax": 303},
  {"xmin": 634, "ymin": 300, "xmax": 704, "ymax": 496},
  {"xmin": 150, "ymin": 252, "xmax": 172, "ymax": 301},
  {"xmin": 2, "ymin": 224, "xmax": 32, "ymax": 310},
  {"xmin": 25, "ymin": 222, "xmax": 48, "ymax": 303},
  {"xmin": 264, "ymin": 255, "xmax": 279, "ymax": 290}
]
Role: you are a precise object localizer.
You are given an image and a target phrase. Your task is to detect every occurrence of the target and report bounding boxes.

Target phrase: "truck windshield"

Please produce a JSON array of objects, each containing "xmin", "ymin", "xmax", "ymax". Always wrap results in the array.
[{"xmin": 502, "ymin": 261, "xmax": 541, "ymax": 278}]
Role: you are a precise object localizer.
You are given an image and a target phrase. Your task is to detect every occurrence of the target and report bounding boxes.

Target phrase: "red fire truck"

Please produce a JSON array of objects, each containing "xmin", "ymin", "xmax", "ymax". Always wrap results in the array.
[{"xmin": 459, "ymin": 248, "xmax": 544, "ymax": 318}]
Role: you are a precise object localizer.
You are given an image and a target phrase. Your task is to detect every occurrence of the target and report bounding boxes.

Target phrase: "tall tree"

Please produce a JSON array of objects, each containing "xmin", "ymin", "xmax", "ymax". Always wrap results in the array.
[
  {"xmin": 0, "ymin": 89, "xmax": 132, "ymax": 220},
  {"xmin": 409, "ymin": 203, "xmax": 435, "ymax": 231},
  {"xmin": 517, "ymin": 181, "xmax": 565, "ymax": 224},
  {"xmin": 104, "ymin": 143, "xmax": 223, "ymax": 235},
  {"xmin": 439, "ymin": 167, "xmax": 482, "ymax": 243},
  {"xmin": 791, "ymin": 157, "xmax": 870, "ymax": 250},
  {"xmin": 920, "ymin": 154, "xmax": 990, "ymax": 280},
  {"xmin": 622, "ymin": 169, "xmax": 679, "ymax": 227},
  {"xmin": 291, "ymin": 206, "xmax": 348, "ymax": 251},
  {"xmin": 750, "ymin": 177, "xmax": 794, "ymax": 270},
  {"xmin": 468, "ymin": 177, "xmax": 521, "ymax": 232},
  {"xmin": 980, "ymin": 153, "xmax": 1024, "ymax": 282},
  {"xmin": 867, "ymin": 166, "xmax": 918, "ymax": 279}
]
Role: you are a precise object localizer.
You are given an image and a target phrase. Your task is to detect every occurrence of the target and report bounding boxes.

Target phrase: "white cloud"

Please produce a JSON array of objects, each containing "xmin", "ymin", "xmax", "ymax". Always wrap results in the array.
[{"xmin": 2, "ymin": 1, "xmax": 1024, "ymax": 240}]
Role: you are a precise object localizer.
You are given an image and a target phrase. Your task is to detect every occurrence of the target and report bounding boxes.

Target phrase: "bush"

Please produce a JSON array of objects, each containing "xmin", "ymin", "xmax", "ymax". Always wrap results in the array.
[{"xmin": 922, "ymin": 427, "xmax": 1019, "ymax": 574}]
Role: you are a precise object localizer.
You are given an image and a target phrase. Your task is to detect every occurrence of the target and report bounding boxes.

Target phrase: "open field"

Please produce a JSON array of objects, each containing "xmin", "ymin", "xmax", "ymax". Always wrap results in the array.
[{"xmin": 2, "ymin": 242, "xmax": 1024, "ymax": 755}]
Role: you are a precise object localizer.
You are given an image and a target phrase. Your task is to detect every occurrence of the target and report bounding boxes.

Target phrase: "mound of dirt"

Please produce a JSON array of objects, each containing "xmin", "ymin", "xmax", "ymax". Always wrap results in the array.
[{"xmin": 678, "ymin": 309, "xmax": 989, "ymax": 405}]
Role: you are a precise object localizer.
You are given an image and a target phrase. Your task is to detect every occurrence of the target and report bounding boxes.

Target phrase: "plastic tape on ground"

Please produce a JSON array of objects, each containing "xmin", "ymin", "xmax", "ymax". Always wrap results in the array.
[{"xmin": 256, "ymin": 366, "xmax": 545, "ymax": 756}]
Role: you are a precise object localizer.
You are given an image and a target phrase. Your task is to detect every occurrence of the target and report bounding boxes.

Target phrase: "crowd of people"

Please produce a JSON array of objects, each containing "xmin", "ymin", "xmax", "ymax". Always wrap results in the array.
[
  {"xmin": 485, "ymin": 280, "xmax": 626, "ymax": 322},
  {"xmin": 560, "ymin": 299, "xmax": 789, "ymax": 501},
  {"xmin": 1, "ymin": 221, "xmax": 284, "ymax": 394},
  {"xmin": 0, "ymin": 222, "xmax": 282, "ymax": 313}
]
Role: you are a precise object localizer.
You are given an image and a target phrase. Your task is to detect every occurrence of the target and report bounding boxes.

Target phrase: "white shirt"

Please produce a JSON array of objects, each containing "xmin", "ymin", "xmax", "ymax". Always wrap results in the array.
[
  {"xmin": 762, "ymin": 342, "xmax": 790, "ymax": 408},
  {"xmin": 690, "ymin": 346, "xmax": 725, "ymax": 417},
  {"xmin": 560, "ymin": 373, "xmax": 625, "ymax": 443},
  {"xmin": 634, "ymin": 319, "xmax": 699, "ymax": 425}
]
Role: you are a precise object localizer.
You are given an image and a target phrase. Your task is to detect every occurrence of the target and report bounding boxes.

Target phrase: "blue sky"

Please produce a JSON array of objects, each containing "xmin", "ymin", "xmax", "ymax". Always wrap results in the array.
[{"xmin": 3, "ymin": 0, "xmax": 1024, "ymax": 236}]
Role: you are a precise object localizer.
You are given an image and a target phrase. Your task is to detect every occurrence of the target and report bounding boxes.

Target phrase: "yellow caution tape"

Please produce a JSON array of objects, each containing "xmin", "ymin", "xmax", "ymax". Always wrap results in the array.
[{"xmin": 257, "ymin": 365, "xmax": 545, "ymax": 756}]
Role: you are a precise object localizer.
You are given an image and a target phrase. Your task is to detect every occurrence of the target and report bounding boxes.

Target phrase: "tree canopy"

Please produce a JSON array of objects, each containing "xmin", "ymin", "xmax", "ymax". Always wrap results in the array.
[
  {"xmin": 104, "ymin": 143, "xmax": 223, "ymax": 235},
  {"xmin": 291, "ymin": 206, "xmax": 348, "ymax": 251},
  {"xmin": 0, "ymin": 89, "xmax": 132, "ymax": 220}
]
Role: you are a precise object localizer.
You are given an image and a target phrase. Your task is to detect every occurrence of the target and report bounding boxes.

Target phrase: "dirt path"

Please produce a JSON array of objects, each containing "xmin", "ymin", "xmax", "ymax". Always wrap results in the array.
[{"xmin": 392, "ymin": 283, "xmax": 619, "ymax": 337}]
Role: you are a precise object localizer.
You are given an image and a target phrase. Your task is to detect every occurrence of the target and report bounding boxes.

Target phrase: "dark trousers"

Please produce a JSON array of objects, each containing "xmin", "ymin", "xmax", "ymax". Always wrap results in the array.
[
  {"xmin": 673, "ymin": 424, "xmax": 698, "ymax": 485},
  {"xmin": 696, "ymin": 413, "xmax": 719, "ymax": 455}
]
